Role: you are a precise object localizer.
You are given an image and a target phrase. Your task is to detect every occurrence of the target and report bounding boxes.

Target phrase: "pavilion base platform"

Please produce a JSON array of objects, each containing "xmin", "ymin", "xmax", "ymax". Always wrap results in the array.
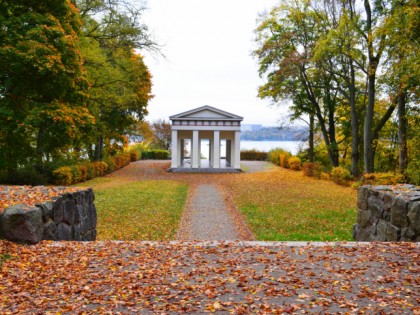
[{"xmin": 167, "ymin": 167, "xmax": 243, "ymax": 173}]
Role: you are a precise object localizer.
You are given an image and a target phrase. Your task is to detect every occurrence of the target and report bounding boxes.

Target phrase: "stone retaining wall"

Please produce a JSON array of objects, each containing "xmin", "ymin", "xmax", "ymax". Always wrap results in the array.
[
  {"xmin": 0, "ymin": 188, "xmax": 96, "ymax": 243},
  {"xmin": 353, "ymin": 185, "xmax": 420, "ymax": 242}
]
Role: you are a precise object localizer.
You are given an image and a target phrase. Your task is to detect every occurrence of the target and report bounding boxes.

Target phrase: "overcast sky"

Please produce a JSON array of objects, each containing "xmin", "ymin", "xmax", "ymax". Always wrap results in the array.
[{"xmin": 142, "ymin": 0, "xmax": 289, "ymax": 126}]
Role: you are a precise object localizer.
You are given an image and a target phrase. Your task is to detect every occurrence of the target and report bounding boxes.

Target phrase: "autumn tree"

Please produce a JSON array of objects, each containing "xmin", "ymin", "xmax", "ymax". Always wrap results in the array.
[
  {"xmin": 381, "ymin": 0, "xmax": 419, "ymax": 175},
  {"xmin": 76, "ymin": 0, "xmax": 155, "ymax": 160},
  {"xmin": 0, "ymin": 0, "xmax": 93, "ymax": 178},
  {"xmin": 254, "ymin": 1, "xmax": 342, "ymax": 167},
  {"xmin": 150, "ymin": 119, "xmax": 172, "ymax": 150}
]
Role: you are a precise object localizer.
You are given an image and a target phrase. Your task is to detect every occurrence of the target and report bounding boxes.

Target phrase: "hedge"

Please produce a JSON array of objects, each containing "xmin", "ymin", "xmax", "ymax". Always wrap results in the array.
[
  {"xmin": 240, "ymin": 149, "xmax": 268, "ymax": 161},
  {"xmin": 52, "ymin": 153, "xmax": 132, "ymax": 185},
  {"xmin": 141, "ymin": 149, "xmax": 170, "ymax": 160}
]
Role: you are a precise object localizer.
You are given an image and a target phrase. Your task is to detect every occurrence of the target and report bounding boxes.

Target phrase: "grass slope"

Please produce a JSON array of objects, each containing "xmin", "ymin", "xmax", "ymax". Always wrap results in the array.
[
  {"xmin": 76, "ymin": 178, "xmax": 188, "ymax": 240},
  {"xmin": 227, "ymin": 167, "xmax": 357, "ymax": 241}
]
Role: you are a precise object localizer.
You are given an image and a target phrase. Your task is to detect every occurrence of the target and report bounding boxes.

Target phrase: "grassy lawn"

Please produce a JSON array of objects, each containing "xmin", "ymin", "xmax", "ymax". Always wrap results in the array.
[
  {"xmin": 227, "ymin": 166, "xmax": 357, "ymax": 241},
  {"xmin": 75, "ymin": 178, "xmax": 188, "ymax": 240}
]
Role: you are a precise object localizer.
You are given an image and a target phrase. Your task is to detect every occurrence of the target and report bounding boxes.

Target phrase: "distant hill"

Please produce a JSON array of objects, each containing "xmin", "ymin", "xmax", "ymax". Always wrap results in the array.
[{"xmin": 240, "ymin": 126, "xmax": 307, "ymax": 141}]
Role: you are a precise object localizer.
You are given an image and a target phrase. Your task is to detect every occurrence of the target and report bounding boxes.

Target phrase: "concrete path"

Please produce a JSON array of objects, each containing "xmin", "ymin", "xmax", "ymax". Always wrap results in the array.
[{"xmin": 177, "ymin": 184, "xmax": 252, "ymax": 241}]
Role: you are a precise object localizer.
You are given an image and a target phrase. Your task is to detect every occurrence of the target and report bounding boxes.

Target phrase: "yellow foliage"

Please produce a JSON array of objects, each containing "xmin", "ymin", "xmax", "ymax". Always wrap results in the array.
[
  {"xmin": 363, "ymin": 173, "xmax": 405, "ymax": 185},
  {"xmin": 52, "ymin": 167, "xmax": 73, "ymax": 185},
  {"xmin": 288, "ymin": 157, "xmax": 302, "ymax": 171}
]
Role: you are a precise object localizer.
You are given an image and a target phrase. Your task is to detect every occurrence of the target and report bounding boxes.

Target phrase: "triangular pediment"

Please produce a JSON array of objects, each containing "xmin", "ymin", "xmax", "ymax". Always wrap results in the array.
[{"xmin": 170, "ymin": 105, "xmax": 243, "ymax": 121}]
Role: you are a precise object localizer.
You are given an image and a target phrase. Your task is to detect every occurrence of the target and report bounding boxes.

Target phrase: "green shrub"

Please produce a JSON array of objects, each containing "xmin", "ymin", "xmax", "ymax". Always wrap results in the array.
[
  {"xmin": 303, "ymin": 162, "xmax": 322, "ymax": 178},
  {"xmin": 52, "ymin": 166, "xmax": 73, "ymax": 185},
  {"xmin": 6, "ymin": 166, "xmax": 49, "ymax": 185},
  {"xmin": 141, "ymin": 149, "xmax": 170, "ymax": 160},
  {"xmin": 288, "ymin": 156, "xmax": 302, "ymax": 171},
  {"xmin": 70, "ymin": 165, "xmax": 81, "ymax": 184},
  {"xmin": 103, "ymin": 157, "xmax": 115, "ymax": 173},
  {"xmin": 86, "ymin": 163, "xmax": 94, "ymax": 180},
  {"xmin": 331, "ymin": 167, "xmax": 352, "ymax": 186},
  {"xmin": 406, "ymin": 163, "xmax": 420, "ymax": 185},
  {"xmin": 240, "ymin": 150, "xmax": 268, "ymax": 161}
]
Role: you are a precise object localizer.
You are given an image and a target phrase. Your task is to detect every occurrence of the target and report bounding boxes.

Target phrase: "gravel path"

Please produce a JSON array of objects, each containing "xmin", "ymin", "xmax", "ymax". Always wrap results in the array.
[
  {"xmin": 178, "ymin": 184, "xmax": 252, "ymax": 241},
  {"xmin": 241, "ymin": 160, "xmax": 273, "ymax": 173}
]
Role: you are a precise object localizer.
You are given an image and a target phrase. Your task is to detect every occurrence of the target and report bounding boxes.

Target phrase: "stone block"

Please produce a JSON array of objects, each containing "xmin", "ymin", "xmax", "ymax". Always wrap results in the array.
[
  {"xmin": 357, "ymin": 186, "xmax": 371, "ymax": 210},
  {"xmin": 91, "ymin": 229, "xmax": 97, "ymax": 241},
  {"xmin": 407, "ymin": 202, "xmax": 420, "ymax": 234},
  {"xmin": 353, "ymin": 224, "xmax": 359, "ymax": 240},
  {"xmin": 357, "ymin": 209, "xmax": 372, "ymax": 228},
  {"xmin": 74, "ymin": 205, "xmax": 83, "ymax": 224},
  {"xmin": 73, "ymin": 223, "xmax": 82, "ymax": 241},
  {"xmin": 2, "ymin": 205, "xmax": 43, "ymax": 244},
  {"xmin": 42, "ymin": 219, "xmax": 57, "ymax": 240},
  {"xmin": 383, "ymin": 210, "xmax": 390, "ymax": 221},
  {"xmin": 57, "ymin": 223, "xmax": 72, "ymax": 241},
  {"xmin": 62, "ymin": 199, "xmax": 76, "ymax": 225},
  {"xmin": 383, "ymin": 193, "xmax": 393, "ymax": 211},
  {"xmin": 354, "ymin": 225, "xmax": 374, "ymax": 241},
  {"xmin": 53, "ymin": 197, "xmax": 64, "ymax": 224},
  {"xmin": 376, "ymin": 220, "xmax": 387, "ymax": 241},
  {"xmin": 400, "ymin": 227, "xmax": 415, "ymax": 241},
  {"xmin": 390, "ymin": 197, "xmax": 408, "ymax": 228},
  {"xmin": 368, "ymin": 196, "xmax": 384, "ymax": 219},
  {"xmin": 87, "ymin": 204, "xmax": 97, "ymax": 230},
  {"xmin": 37, "ymin": 201, "xmax": 53, "ymax": 222},
  {"xmin": 386, "ymin": 222, "xmax": 400, "ymax": 241}
]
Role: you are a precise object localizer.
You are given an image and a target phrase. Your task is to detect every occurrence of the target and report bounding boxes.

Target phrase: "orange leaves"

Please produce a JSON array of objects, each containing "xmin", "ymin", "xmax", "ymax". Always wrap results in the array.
[
  {"xmin": 0, "ymin": 241, "xmax": 418, "ymax": 313},
  {"xmin": 0, "ymin": 185, "xmax": 80, "ymax": 214}
]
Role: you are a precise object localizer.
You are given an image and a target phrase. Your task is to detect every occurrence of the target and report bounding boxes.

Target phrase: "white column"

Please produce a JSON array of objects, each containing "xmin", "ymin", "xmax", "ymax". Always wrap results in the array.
[
  {"xmin": 171, "ymin": 130, "xmax": 178, "ymax": 168},
  {"xmin": 233, "ymin": 131, "xmax": 241, "ymax": 169},
  {"xmin": 226, "ymin": 139, "xmax": 231, "ymax": 166},
  {"xmin": 209, "ymin": 140, "xmax": 212, "ymax": 167},
  {"xmin": 178, "ymin": 138, "xmax": 182, "ymax": 166},
  {"xmin": 213, "ymin": 130, "xmax": 220, "ymax": 168},
  {"xmin": 192, "ymin": 130, "xmax": 199, "ymax": 168}
]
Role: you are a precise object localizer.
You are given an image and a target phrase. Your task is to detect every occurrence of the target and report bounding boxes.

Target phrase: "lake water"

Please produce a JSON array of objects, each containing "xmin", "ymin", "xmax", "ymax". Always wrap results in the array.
[
  {"xmin": 198, "ymin": 140, "xmax": 303, "ymax": 158},
  {"xmin": 241, "ymin": 140, "xmax": 303, "ymax": 155}
]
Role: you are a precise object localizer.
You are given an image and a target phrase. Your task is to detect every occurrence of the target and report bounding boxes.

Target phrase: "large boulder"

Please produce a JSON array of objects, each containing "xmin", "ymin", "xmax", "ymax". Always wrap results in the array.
[{"xmin": 2, "ymin": 205, "xmax": 43, "ymax": 244}]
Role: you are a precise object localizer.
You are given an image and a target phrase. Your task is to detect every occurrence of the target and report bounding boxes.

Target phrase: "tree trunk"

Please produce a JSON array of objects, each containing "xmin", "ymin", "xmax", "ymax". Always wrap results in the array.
[
  {"xmin": 327, "ymin": 101, "xmax": 339, "ymax": 167},
  {"xmin": 309, "ymin": 113, "xmax": 314, "ymax": 163},
  {"xmin": 96, "ymin": 136, "xmax": 103, "ymax": 161},
  {"xmin": 37, "ymin": 125, "xmax": 46, "ymax": 165},
  {"xmin": 349, "ymin": 62, "xmax": 360, "ymax": 177},
  {"xmin": 363, "ymin": 71, "xmax": 376, "ymax": 173},
  {"xmin": 397, "ymin": 90, "xmax": 408, "ymax": 173}
]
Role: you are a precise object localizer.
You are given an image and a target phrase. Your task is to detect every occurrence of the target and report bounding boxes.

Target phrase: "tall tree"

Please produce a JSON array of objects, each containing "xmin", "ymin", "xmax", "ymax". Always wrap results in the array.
[
  {"xmin": 76, "ymin": 0, "xmax": 155, "ymax": 159},
  {"xmin": 0, "ymin": 0, "xmax": 93, "ymax": 174},
  {"xmin": 312, "ymin": 0, "xmax": 367, "ymax": 177},
  {"xmin": 254, "ymin": 1, "xmax": 341, "ymax": 167},
  {"xmin": 381, "ymin": 0, "xmax": 419, "ymax": 174}
]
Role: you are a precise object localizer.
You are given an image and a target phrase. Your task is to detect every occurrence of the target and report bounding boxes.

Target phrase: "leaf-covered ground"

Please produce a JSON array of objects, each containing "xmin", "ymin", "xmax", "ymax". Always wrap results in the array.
[
  {"xmin": 0, "ymin": 241, "xmax": 418, "ymax": 313},
  {"xmin": 0, "ymin": 186, "xmax": 80, "ymax": 214}
]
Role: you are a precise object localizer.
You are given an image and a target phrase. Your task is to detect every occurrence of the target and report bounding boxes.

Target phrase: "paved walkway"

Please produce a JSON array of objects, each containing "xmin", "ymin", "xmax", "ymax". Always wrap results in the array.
[{"xmin": 178, "ymin": 184, "xmax": 241, "ymax": 240}]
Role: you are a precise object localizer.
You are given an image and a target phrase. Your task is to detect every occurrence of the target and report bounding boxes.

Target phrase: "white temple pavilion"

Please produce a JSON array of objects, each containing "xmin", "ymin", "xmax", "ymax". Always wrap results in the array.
[{"xmin": 168, "ymin": 105, "xmax": 243, "ymax": 173}]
